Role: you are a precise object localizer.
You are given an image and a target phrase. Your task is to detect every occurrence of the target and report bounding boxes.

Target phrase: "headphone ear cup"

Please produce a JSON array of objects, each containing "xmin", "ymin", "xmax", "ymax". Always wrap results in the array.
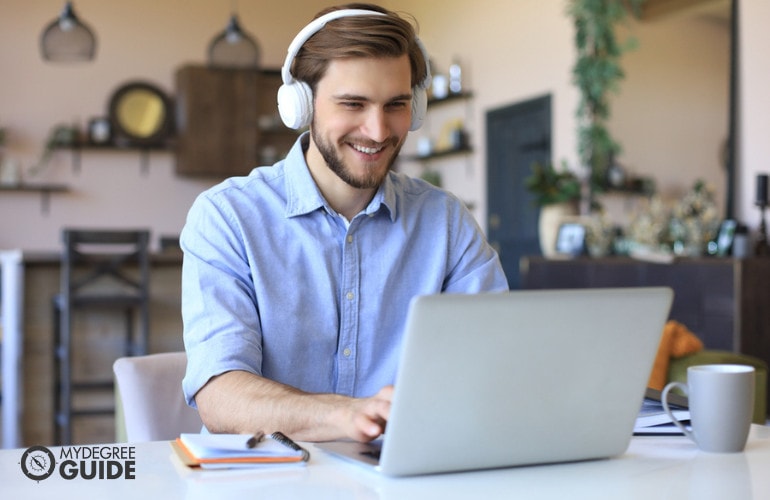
[
  {"xmin": 410, "ymin": 86, "xmax": 428, "ymax": 131},
  {"xmin": 278, "ymin": 80, "xmax": 314, "ymax": 130}
]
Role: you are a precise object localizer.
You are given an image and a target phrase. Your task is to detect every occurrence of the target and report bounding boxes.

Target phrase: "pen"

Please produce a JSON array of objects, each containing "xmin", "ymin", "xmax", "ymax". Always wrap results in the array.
[{"xmin": 246, "ymin": 431, "xmax": 265, "ymax": 448}]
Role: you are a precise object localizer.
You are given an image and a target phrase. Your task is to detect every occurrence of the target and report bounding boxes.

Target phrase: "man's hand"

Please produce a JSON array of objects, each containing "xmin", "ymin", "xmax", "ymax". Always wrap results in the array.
[
  {"xmin": 195, "ymin": 370, "xmax": 394, "ymax": 442},
  {"xmin": 342, "ymin": 385, "xmax": 393, "ymax": 442}
]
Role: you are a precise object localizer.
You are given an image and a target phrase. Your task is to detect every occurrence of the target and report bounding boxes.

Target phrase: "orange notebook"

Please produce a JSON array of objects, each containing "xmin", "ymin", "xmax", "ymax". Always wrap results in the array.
[{"xmin": 171, "ymin": 432, "xmax": 310, "ymax": 469}]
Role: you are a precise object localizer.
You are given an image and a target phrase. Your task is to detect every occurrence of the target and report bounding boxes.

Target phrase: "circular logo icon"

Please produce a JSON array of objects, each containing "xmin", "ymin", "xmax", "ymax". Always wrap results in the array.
[{"xmin": 20, "ymin": 445, "xmax": 56, "ymax": 482}]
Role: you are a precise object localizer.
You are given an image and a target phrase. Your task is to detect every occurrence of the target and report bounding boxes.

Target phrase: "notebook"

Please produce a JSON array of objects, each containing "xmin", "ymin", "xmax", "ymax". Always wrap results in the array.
[
  {"xmin": 634, "ymin": 387, "xmax": 689, "ymax": 435},
  {"xmin": 316, "ymin": 287, "xmax": 673, "ymax": 476},
  {"xmin": 172, "ymin": 432, "xmax": 310, "ymax": 469}
]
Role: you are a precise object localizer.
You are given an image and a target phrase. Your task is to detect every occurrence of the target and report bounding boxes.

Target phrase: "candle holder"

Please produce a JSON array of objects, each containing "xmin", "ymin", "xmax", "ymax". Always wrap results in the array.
[{"xmin": 756, "ymin": 202, "xmax": 769, "ymax": 256}]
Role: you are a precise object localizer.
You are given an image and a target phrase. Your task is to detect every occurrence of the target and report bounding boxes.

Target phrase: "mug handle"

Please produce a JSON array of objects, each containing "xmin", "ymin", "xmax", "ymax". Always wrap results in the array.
[{"xmin": 661, "ymin": 382, "xmax": 694, "ymax": 440}]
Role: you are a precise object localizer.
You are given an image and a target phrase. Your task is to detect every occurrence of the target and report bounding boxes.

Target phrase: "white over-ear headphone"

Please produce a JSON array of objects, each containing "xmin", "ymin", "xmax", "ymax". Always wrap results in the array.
[{"xmin": 277, "ymin": 8, "xmax": 431, "ymax": 131}]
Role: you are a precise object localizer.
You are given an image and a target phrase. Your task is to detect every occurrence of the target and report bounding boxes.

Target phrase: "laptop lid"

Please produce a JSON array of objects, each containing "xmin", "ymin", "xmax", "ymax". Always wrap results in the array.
[{"xmin": 318, "ymin": 287, "xmax": 673, "ymax": 476}]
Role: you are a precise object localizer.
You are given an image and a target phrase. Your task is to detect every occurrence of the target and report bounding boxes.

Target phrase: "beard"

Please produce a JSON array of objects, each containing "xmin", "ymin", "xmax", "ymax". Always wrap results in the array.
[{"xmin": 310, "ymin": 121, "xmax": 404, "ymax": 190}]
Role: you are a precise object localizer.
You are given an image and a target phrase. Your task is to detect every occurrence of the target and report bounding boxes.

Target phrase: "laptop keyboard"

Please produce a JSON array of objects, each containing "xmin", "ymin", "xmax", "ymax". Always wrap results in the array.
[
  {"xmin": 359, "ymin": 441, "xmax": 383, "ymax": 461},
  {"xmin": 360, "ymin": 449, "xmax": 381, "ymax": 460}
]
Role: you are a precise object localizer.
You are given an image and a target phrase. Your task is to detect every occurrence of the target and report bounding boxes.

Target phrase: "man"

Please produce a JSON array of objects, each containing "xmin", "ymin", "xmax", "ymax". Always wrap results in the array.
[{"xmin": 180, "ymin": 3, "xmax": 508, "ymax": 443}]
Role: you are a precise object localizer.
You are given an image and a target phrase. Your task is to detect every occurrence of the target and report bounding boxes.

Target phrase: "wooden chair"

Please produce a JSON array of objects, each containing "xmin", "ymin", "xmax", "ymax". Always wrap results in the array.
[{"xmin": 53, "ymin": 228, "xmax": 150, "ymax": 445}]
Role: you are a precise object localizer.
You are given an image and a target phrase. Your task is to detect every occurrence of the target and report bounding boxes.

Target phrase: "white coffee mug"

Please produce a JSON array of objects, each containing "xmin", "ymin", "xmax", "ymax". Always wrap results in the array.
[{"xmin": 662, "ymin": 364, "xmax": 755, "ymax": 453}]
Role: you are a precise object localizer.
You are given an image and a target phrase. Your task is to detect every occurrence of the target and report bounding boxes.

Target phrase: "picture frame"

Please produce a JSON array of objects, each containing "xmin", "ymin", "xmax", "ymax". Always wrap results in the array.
[
  {"xmin": 108, "ymin": 80, "xmax": 173, "ymax": 147},
  {"xmin": 555, "ymin": 222, "xmax": 586, "ymax": 257},
  {"xmin": 88, "ymin": 117, "xmax": 111, "ymax": 145}
]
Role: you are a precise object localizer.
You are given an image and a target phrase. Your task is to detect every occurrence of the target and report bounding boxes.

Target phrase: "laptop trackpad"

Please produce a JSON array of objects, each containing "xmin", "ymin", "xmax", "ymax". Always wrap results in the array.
[{"xmin": 316, "ymin": 439, "xmax": 383, "ymax": 467}]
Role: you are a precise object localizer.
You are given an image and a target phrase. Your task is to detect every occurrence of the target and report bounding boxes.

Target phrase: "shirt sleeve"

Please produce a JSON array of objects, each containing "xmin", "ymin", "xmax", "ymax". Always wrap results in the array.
[
  {"xmin": 179, "ymin": 191, "xmax": 264, "ymax": 408},
  {"xmin": 442, "ymin": 199, "xmax": 509, "ymax": 294}
]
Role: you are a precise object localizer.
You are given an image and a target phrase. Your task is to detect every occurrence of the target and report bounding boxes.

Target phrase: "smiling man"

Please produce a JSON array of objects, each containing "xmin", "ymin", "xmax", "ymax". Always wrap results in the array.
[
  {"xmin": 306, "ymin": 55, "xmax": 412, "ymax": 219},
  {"xmin": 180, "ymin": 3, "xmax": 508, "ymax": 443}
]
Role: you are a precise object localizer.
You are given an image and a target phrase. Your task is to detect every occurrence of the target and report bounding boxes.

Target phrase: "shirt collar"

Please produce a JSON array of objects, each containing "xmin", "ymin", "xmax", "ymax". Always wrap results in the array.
[{"xmin": 284, "ymin": 133, "xmax": 397, "ymax": 222}]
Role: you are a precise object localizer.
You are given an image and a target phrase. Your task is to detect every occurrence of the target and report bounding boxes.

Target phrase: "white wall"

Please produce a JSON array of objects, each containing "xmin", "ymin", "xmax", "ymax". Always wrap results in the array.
[
  {"xmin": 0, "ymin": 0, "xmax": 341, "ymax": 251},
  {"xmin": 398, "ymin": 0, "xmax": 577, "ymax": 230},
  {"xmin": 738, "ymin": 0, "xmax": 770, "ymax": 228},
  {"xmin": 0, "ymin": 0, "xmax": 765, "ymax": 251},
  {"xmin": 611, "ymin": 9, "xmax": 730, "ymax": 210}
]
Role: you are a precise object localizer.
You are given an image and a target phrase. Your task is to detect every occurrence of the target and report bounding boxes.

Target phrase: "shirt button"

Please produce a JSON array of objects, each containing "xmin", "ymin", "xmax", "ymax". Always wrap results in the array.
[
  {"xmin": 347, "ymin": 235, "xmax": 353, "ymax": 244},
  {"xmin": 343, "ymin": 348, "xmax": 352, "ymax": 357},
  {"xmin": 346, "ymin": 291, "xmax": 354, "ymax": 301}
]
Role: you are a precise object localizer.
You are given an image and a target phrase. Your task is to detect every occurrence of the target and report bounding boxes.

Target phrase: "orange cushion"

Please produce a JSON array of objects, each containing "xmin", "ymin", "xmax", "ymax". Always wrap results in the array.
[{"xmin": 647, "ymin": 320, "xmax": 704, "ymax": 390}]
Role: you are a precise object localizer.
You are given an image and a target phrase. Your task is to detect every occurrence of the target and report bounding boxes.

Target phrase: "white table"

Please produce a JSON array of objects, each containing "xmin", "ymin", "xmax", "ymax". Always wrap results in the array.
[
  {"xmin": 1, "ymin": 425, "xmax": 769, "ymax": 499},
  {"xmin": 0, "ymin": 249, "xmax": 23, "ymax": 449}
]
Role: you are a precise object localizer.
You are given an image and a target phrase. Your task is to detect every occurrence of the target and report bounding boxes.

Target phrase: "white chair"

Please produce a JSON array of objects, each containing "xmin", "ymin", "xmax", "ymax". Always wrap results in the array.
[{"xmin": 113, "ymin": 351, "xmax": 203, "ymax": 442}]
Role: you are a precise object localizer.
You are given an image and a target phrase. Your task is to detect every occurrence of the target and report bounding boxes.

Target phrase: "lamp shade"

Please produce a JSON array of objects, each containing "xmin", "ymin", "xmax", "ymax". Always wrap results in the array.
[
  {"xmin": 40, "ymin": 1, "xmax": 97, "ymax": 62},
  {"xmin": 207, "ymin": 14, "xmax": 260, "ymax": 69}
]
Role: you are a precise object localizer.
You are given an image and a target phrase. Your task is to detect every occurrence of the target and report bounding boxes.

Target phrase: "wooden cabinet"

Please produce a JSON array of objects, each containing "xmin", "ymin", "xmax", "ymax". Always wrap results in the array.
[
  {"xmin": 520, "ymin": 256, "xmax": 770, "ymax": 415},
  {"xmin": 520, "ymin": 256, "xmax": 770, "ymax": 356},
  {"xmin": 174, "ymin": 66, "xmax": 297, "ymax": 177}
]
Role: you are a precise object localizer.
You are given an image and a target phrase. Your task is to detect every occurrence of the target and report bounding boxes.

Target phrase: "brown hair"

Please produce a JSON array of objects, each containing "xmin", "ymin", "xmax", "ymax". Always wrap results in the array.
[{"xmin": 291, "ymin": 3, "xmax": 428, "ymax": 94}]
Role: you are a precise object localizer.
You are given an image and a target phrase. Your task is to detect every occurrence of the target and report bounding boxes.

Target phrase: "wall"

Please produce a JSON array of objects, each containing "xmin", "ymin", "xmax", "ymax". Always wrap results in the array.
[
  {"xmin": 738, "ymin": 0, "xmax": 770, "ymax": 230},
  {"xmin": 610, "ymin": 7, "xmax": 730, "ymax": 214},
  {"xmin": 0, "ymin": 0, "xmax": 342, "ymax": 251},
  {"xmin": 0, "ymin": 0, "xmax": 766, "ymax": 252},
  {"xmin": 0, "ymin": 0, "xmax": 575, "ymax": 251},
  {"xmin": 397, "ymin": 0, "xmax": 767, "ymax": 236},
  {"xmin": 396, "ymin": 0, "xmax": 577, "ymax": 230}
]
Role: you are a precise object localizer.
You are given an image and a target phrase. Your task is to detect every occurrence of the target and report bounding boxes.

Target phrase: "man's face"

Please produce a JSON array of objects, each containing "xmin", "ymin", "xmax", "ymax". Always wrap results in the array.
[{"xmin": 309, "ymin": 55, "xmax": 413, "ymax": 190}]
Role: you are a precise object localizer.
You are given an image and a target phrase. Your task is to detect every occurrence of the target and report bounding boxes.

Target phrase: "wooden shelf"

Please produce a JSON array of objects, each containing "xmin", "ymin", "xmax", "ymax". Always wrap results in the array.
[
  {"xmin": 53, "ymin": 140, "xmax": 174, "ymax": 154},
  {"xmin": 427, "ymin": 91, "xmax": 474, "ymax": 107},
  {"xmin": 0, "ymin": 183, "xmax": 70, "ymax": 214},
  {"xmin": 404, "ymin": 90, "xmax": 475, "ymax": 163},
  {"xmin": 54, "ymin": 141, "xmax": 174, "ymax": 175},
  {"xmin": 0, "ymin": 183, "xmax": 68, "ymax": 192},
  {"xmin": 403, "ymin": 145, "xmax": 473, "ymax": 162}
]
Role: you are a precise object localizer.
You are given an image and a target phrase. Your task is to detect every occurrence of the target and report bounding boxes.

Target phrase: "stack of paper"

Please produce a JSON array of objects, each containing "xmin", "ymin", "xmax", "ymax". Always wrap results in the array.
[
  {"xmin": 172, "ymin": 432, "xmax": 310, "ymax": 469},
  {"xmin": 634, "ymin": 388, "xmax": 690, "ymax": 435}
]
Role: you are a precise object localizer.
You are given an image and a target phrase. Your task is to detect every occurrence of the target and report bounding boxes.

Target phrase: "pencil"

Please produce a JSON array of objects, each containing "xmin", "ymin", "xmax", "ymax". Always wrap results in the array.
[{"xmin": 246, "ymin": 431, "xmax": 265, "ymax": 448}]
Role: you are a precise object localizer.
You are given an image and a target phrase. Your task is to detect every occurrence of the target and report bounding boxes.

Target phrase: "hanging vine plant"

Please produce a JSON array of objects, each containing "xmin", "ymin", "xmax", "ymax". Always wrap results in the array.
[{"xmin": 569, "ymin": 0, "xmax": 644, "ymax": 192}]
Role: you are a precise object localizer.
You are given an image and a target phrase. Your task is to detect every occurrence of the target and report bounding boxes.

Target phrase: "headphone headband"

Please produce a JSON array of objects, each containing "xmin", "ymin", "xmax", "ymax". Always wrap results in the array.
[{"xmin": 281, "ymin": 9, "xmax": 387, "ymax": 85}]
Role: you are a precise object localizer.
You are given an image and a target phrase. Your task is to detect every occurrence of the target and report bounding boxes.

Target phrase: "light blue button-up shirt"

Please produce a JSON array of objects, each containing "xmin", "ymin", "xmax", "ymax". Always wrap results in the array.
[{"xmin": 181, "ymin": 133, "xmax": 508, "ymax": 407}]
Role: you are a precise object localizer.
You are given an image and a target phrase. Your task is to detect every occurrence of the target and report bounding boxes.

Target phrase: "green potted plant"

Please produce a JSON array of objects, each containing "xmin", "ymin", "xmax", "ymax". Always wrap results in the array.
[
  {"xmin": 569, "ymin": 0, "xmax": 643, "ymax": 197},
  {"xmin": 27, "ymin": 123, "xmax": 78, "ymax": 178},
  {"xmin": 525, "ymin": 161, "xmax": 581, "ymax": 207},
  {"xmin": 525, "ymin": 161, "xmax": 582, "ymax": 257}
]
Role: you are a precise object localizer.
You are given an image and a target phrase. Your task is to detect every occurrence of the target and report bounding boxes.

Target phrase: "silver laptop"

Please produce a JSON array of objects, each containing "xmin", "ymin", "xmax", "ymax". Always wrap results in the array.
[{"xmin": 316, "ymin": 287, "xmax": 673, "ymax": 476}]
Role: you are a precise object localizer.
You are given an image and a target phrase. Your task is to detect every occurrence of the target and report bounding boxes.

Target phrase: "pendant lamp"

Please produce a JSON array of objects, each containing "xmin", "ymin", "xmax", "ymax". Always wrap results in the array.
[
  {"xmin": 40, "ymin": 1, "xmax": 97, "ymax": 62},
  {"xmin": 207, "ymin": 6, "xmax": 260, "ymax": 69}
]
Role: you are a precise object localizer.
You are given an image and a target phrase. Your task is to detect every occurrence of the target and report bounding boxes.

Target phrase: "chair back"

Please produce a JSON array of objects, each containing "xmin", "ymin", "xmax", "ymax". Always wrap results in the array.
[
  {"xmin": 113, "ymin": 351, "xmax": 203, "ymax": 442},
  {"xmin": 53, "ymin": 229, "xmax": 152, "ymax": 444},
  {"xmin": 60, "ymin": 228, "xmax": 150, "ymax": 306}
]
